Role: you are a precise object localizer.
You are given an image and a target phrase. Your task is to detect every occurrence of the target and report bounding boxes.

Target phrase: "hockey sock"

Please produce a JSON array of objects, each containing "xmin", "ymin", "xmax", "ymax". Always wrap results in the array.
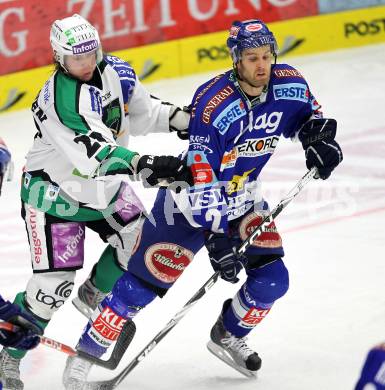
[
  {"xmin": 77, "ymin": 272, "xmax": 156, "ymax": 357},
  {"xmin": 222, "ymin": 260, "xmax": 289, "ymax": 337},
  {"xmin": 222, "ymin": 285, "xmax": 273, "ymax": 338},
  {"xmin": 6, "ymin": 292, "xmax": 49, "ymax": 359},
  {"xmin": 92, "ymin": 245, "xmax": 125, "ymax": 293}
]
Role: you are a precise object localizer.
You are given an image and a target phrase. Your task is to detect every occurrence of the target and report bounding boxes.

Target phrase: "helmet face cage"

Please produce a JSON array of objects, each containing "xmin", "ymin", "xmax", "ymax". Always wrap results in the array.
[
  {"xmin": 50, "ymin": 14, "xmax": 103, "ymax": 71},
  {"xmin": 227, "ymin": 20, "xmax": 278, "ymax": 63}
]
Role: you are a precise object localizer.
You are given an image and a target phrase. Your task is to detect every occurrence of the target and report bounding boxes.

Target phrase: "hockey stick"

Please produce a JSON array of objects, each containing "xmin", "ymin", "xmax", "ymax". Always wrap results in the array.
[
  {"xmin": 0, "ymin": 319, "xmax": 135, "ymax": 370},
  {"xmin": 0, "ymin": 321, "xmax": 76, "ymax": 356},
  {"xmin": 82, "ymin": 167, "xmax": 318, "ymax": 390}
]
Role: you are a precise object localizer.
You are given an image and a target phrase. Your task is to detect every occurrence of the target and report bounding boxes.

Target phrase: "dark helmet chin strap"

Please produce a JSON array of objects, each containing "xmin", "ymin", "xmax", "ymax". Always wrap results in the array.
[{"xmin": 233, "ymin": 63, "xmax": 243, "ymax": 82}]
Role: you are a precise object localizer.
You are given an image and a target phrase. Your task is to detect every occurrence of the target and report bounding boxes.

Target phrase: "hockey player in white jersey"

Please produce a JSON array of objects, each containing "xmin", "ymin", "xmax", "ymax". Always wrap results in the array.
[{"xmin": 0, "ymin": 14, "xmax": 192, "ymax": 390}]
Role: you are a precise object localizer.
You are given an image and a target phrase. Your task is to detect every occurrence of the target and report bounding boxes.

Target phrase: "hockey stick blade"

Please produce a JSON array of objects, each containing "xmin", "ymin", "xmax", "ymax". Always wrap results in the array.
[
  {"xmin": 83, "ymin": 168, "xmax": 317, "ymax": 389},
  {"xmin": 0, "ymin": 319, "xmax": 136, "ymax": 370},
  {"xmin": 77, "ymin": 320, "xmax": 136, "ymax": 370}
]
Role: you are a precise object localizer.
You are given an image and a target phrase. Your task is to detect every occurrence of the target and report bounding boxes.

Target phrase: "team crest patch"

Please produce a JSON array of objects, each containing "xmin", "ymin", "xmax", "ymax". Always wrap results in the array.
[
  {"xmin": 238, "ymin": 211, "xmax": 282, "ymax": 248},
  {"xmin": 145, "ymin": 243, "xmax": 194, "ymax": 284},
  {"xmin": 45, "ymin": 184, "xmax": 59, "ymax": 201}
]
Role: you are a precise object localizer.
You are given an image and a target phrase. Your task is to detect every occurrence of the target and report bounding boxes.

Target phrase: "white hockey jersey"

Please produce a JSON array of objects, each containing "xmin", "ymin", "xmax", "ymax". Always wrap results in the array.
[{"xmin": 21, "ymin": 55, "xmax": 170, "ymax": 220}]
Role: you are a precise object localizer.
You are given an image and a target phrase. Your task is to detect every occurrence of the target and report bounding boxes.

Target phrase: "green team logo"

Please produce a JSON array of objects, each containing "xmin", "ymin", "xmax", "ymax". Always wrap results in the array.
[
  {"xmin": 103, "ymin": 98, "xmax": 122, "ymax": 134},
  {"xmin": 65, "ymin": 30, "xmax": 76, "ymax": 45},
  {"xmin": 105, "ymin": 107, "xmax": 120, "ymax": 127}
]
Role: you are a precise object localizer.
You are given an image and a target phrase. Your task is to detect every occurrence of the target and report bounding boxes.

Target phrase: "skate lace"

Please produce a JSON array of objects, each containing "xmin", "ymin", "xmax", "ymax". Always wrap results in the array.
[
  {"xmin": 1, "ymin": 352, "xmax": 20, "ymax": 376},
  {"xmin": 221, "ymin": 335, "xmax": 254, "ymax": 360}
]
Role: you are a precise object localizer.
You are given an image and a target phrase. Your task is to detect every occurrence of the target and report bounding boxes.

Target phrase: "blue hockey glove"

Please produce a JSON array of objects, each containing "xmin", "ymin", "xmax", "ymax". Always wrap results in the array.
[
  {"xmin": 299, "ymin": 118, "xmax": 343, "ymax": 180},
  {"xmin": 205, "ymin": 233, "xmax": 244, "ymax": 284},
  {"xmin": 0, "ymin": 299, "xmax": 43, "ymax": 350}
]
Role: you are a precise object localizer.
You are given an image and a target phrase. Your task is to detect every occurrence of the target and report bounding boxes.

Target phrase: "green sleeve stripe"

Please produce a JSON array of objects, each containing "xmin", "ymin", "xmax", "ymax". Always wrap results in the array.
[
  {"xmin": 95, "ymin": 145, "xmax": 111, "ymax": 162},
  {"xmin": 100, "ymin": 146, "xmax": 138, "ymax": 175},
  {"xmin": 54, "ymin": 72, "xmax": 90, "ymax": 134}
]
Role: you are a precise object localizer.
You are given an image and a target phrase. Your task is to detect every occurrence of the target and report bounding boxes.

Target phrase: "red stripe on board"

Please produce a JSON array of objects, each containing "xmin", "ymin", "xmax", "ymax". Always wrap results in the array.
[{"xmin": 282, "ymin": 206, "xmax": 385, "ymax": 234}]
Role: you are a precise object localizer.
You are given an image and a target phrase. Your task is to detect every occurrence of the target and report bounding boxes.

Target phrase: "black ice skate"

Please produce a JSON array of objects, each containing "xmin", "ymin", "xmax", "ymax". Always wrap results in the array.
[{"xmin": 207, "ymin": 299, "xmax": 261, "ymax": 378}]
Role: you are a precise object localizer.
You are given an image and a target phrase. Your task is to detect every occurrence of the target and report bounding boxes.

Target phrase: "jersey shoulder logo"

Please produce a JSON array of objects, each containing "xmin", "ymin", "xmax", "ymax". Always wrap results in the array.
[{"xmin": 273, "ymin": 68, "xmax": 303, "ymax": 79}]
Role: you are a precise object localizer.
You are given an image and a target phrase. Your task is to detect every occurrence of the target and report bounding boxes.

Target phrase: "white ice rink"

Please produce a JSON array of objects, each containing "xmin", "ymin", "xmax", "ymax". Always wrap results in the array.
[{"xmin": 0, "ymin": 43, "xmax": 384, "ymax": 390}]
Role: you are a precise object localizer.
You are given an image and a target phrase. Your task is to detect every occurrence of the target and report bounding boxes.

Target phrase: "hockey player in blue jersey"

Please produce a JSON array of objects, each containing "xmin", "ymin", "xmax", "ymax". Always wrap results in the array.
[
  {"xmin": 0, "ymin": 138, "xmax": 11, "ymax": 196},
  {"xmin": 355, "ymin": 343, "xmax": 385, "ymax": 390},
  {"xmin": 63, "ymin": 19, "xmax": 343, "ymax": 387}
]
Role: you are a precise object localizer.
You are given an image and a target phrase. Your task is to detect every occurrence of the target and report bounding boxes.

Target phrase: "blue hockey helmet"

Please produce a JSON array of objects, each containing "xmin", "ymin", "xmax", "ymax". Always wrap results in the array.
[{"xmin": 227, "ymin": 20, "xmax": 278, "ymax": 63}]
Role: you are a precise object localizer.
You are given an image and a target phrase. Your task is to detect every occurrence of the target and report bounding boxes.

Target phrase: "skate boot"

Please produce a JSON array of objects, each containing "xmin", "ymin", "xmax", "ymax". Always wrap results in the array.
[
  {"xmin": 62, "ymin": 355, "xmax": 93, "ymax": 390},
  {"xmin": 207, "ymin": 299, "xmax": 261, "ymax": 378},
  {"xmin": 0, "ymin": 349, "xmax": 24, "ymax": 390},
  {"xmin": 72, "ymin": 277, "xmax": 107, "ymax": 318}
]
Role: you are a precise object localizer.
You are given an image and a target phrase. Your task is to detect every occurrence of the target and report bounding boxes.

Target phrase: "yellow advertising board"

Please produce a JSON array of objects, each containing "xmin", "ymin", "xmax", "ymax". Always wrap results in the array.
[
  {"xmin": 1, "ymin": 5, "xmax": 385, "ymax": 113},
  {"xmin": 179, "ymin": 4, "xmax": 385, "ymax": 75}
]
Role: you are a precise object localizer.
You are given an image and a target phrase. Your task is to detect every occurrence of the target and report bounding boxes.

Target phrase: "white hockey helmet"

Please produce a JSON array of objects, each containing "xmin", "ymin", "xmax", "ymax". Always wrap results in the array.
[{"xmin": 50, "ymin": 14, "xmax": 103, "ymax": 70}]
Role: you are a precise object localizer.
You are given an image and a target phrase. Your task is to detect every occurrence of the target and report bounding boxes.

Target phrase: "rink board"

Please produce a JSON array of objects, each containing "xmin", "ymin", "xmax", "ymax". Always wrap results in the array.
[{"xmin": 1, "ymin": 5, "xmax": 385, "ymax": 113}]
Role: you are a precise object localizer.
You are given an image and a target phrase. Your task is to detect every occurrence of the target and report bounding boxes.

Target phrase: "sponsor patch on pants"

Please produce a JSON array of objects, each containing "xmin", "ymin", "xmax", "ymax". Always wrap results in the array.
[
  {"xmin": 238, "ymin": 307, "xmax": 271, "ymax": 328},
  {"xmin": 51, "ymin": 222, "xmax": 85, "ymax": 268},
  {"xmin": 238, "ymin": 211, "xmax": 282, "ymax": 248},
  {"xmin": 88, "ymin": 306, "xmax": 127, "ymax": 347},
  {"xmin": 145, "ymin": 243, "xmax": 194, "ymax": 284}
]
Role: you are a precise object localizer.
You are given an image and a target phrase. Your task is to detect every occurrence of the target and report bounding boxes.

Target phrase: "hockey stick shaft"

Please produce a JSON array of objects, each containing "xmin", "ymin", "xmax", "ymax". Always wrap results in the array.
[
  {"xmin": 86, "ymin": 167, "xmax": 317, "ymax": 390},
  {"xmin": 0, "ymin": 321, "xmax": 77, "ymax": 356},
  {"xmin": 237, "ymin": 167, "xmax": 317, "ymax": 255}
]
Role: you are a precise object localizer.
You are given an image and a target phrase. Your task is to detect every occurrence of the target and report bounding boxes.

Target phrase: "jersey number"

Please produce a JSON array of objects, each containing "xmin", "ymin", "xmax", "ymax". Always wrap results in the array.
[{"xmin": 74, "ymin": 132, "xmax": 107, "ymax": 158}]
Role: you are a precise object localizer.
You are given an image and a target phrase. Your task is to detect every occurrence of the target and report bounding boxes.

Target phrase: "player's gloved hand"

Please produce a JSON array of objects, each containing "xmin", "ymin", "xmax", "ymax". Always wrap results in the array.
[
  {"xmin": 0, "ymin": 299, "xmax": 43, "ymax": 350},
  {"xmin": 169, "ymin": 105, "xmax": 190, "ymax": 140},
  {"xmin": 136, "ymin": 155, "xmax": 193, "ymax": 188},
  {"xmin": 205, "ymin": 232, "xmax": 244, "ymax": 284},
  {"xmin": 298, "ymin": 118, "xmax": 343, "ymax": 180}
]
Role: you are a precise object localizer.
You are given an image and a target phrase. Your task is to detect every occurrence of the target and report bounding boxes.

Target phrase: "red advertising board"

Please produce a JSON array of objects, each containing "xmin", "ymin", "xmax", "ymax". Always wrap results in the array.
[{"xmin": 0, "ymin": 0, "xmax": 318, "ymax": 76}]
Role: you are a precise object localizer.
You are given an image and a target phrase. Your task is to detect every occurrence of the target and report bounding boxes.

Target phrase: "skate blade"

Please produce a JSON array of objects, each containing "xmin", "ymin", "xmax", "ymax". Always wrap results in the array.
[
  {"xmin": 207, "ymin": 341, "xmax": 257, "ymax": 379},
  {"xmin": 72, "ymin": 297, "xmax": 94, "ymax": 318}
]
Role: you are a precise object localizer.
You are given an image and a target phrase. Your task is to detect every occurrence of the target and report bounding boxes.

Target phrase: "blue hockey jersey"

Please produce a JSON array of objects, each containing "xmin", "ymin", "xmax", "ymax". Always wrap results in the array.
[{"xmin": 175, "ymin": 64, "xmax": 321, "ymax": 233}]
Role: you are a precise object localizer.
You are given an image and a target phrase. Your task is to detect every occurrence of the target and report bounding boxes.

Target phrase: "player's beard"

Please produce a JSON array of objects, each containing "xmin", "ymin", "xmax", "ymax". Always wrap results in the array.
[
  {"xmin": 237, "ymin": 63, "xmax": 270, "ymax": 90},
  {"xmin": 242, "ymin": 71, "xmax": 269, "ymax": 88}
]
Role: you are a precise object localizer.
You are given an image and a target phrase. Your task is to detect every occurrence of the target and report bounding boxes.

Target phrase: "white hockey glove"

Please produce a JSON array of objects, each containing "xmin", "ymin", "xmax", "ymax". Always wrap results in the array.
[{"xmin": 169, "ymin": 105, "xmax": 190, "ymax": 140}]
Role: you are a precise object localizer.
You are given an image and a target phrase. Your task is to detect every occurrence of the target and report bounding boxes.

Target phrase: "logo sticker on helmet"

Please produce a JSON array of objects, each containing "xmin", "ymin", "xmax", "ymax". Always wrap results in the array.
[
  {"xmin": 246, "ymin": 23, "xmax": 263, "ymax": 32},
  {"xmin": 72, "ymin": 39, "xmax": 98, "ymax": 54},
  {"xmin": 229, "ymin": 26, "xmax": 241, "ymax": 38}
]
